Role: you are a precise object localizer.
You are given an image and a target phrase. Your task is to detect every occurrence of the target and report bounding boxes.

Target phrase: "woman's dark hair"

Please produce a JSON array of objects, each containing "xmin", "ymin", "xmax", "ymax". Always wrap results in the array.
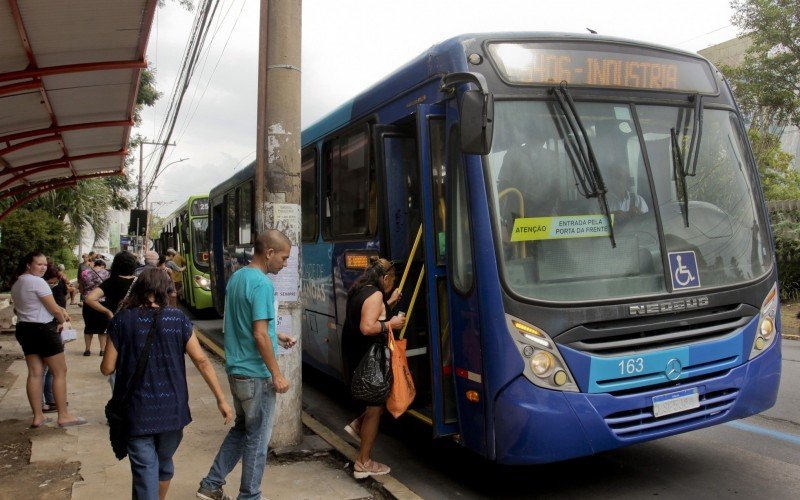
[
  {"xmin": 43, "ymin": 264, "xmax": 60, "ymax": 282},
  {"xmin": 158, "ymin": 254, "xmax": 167, "ymax": 266},
  {"xmin": 11, "ymin": 251, "xmax": 45, "ymax": 286},
  {"xmin": 110, "ymin": 251, "xmax": 138, "ymax": 277},
  {"xmin": 347, "ymin": 256, "xmax": 394, "ymax": 300},
  {"xmin": 124, "ymin": 267, "xmax": 172, "ymax": 309},
  {"xmin": 93, "ymin": 259, "xmax": 106, "ymax": 267}
]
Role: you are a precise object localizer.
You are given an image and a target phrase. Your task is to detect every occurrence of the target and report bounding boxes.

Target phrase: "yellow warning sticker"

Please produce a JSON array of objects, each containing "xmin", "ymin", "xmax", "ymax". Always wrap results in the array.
[{"xmin": 510, "ymin": 215, "xmax": 614, "ymax": 242}]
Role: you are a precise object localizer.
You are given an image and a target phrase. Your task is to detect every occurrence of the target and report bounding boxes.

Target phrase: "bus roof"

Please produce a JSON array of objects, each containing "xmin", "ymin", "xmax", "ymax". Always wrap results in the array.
[
  {"xmin": 300, "ymin": 32, "xmax": 712, "ymax": 146},
  {"xmin": 211, "ymin": 32, "xmax": 715, "ymax": 191}
]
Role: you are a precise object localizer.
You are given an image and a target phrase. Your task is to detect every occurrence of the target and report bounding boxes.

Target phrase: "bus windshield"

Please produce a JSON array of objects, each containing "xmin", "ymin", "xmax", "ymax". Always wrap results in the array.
[
  {"xmin": 487, "ymin": 100, "xmax": 773, "ymax": 302},
  {"xmin": 192, "ymin": 217, "xmax": 210, "ymax": 270}
]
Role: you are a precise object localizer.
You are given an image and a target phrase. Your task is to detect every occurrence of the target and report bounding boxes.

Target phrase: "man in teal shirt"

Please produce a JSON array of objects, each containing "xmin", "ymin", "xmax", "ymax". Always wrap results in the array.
[{"xmin": 198, "ymin": 230, "xmax": 295, "ymax": 500}]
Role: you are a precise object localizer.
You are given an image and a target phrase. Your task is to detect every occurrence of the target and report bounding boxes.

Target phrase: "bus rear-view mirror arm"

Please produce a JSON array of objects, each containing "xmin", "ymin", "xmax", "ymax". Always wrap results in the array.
[{"xmin": 440, "ymin": 72, "xmax": 494, "ymax": 155}]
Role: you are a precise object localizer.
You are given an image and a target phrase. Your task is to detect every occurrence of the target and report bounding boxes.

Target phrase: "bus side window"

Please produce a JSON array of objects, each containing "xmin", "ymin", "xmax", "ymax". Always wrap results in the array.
[
  {"xmin": 225, "ymin": 193, "xmax": 236, "ymax": 246},
  {"xmin": 301, "ymin": 148, "xmax": 318, "ymax": 242},
  {"xmin": 239, "ymin": 181, "xmax": 252, "ymax": 245},
  {"xmin": 430, "ymin": 118, "xmax": 446, "ymax": 264},
  {"xmin": 449, "ymin": 127, "xmax": 474, "ymax": 292},
  {"xmin": 323, "ymin": 124, "xmax": 373, "ymax": 239}
]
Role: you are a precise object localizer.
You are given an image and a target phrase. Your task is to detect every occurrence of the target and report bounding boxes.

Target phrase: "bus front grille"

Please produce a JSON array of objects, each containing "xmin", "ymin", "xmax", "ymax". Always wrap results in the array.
[
  {"xmin": 559, "ymin": 304, "xmax": 758, "ymax": 355},
  {"xmin": 604, "ymin": 388, "xmax": 739, "ymax": 439}
]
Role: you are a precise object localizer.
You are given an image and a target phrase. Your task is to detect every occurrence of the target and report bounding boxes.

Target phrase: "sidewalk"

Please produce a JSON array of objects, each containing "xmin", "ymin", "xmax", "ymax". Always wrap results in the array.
[{"xmin": 0, "ymin": 302, "xmax": 373, "ymax": 499}]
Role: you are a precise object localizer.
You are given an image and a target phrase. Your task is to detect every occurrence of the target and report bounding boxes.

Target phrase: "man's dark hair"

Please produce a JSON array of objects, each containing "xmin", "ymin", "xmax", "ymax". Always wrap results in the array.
[
  {"xmin": 254, "ymin": 229, "xmax": 290, "ymax": 256},
  {"xmin": 110, "ymin": 251, "xmax": 138, "ymax": 277}
]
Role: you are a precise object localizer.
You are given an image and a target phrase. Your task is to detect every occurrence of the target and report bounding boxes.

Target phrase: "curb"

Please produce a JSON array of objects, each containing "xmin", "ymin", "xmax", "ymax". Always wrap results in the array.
[
  {"xmin": 302, "ymin": 411, "xmax": 423, "ymax": 500},
  {"xmin": 193, "ymin": 324, "xmax": 422, "ymax": 500},
  {"xmin": 783, "ymin": 334, "xmax": 800, "ymax": 341}
]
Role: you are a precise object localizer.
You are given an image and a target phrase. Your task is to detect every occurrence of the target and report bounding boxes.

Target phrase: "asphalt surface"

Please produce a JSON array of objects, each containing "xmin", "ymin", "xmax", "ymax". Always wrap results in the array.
[{"xmin": 191, "ymin": 309, "xmax": 800, "ymax": 499}]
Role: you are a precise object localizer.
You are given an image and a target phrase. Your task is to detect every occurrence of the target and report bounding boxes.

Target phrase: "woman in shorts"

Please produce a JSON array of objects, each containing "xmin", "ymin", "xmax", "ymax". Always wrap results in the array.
[{"xmin": 10, "ymin": 252, "xmax": 86, "ymax": 428}]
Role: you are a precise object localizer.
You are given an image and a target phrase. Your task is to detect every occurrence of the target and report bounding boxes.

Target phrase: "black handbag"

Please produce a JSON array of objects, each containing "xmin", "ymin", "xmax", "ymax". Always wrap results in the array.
[
  {"xmin": 350, "ymin": 336, "xmax": 393, "ymax": 404},
  {"xmin": 105, "ymin": 308, "xmax": 161, "ymax": 460}
]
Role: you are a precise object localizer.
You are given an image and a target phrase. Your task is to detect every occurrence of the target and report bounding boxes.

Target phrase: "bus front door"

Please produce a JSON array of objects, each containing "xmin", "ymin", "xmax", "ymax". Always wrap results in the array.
[{"xmin": 415, "ymin": 104, "xmax": 458, "ymax": 437}]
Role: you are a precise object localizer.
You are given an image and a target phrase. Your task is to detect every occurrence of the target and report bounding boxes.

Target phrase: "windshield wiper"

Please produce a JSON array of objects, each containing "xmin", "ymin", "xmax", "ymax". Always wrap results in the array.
[
  {"xmin": 670, "ymin": 127, "xmax": 690, "ymax": 227},
  {"xmin": 671, "ymin": 95, "xmax": 704, "ymax": 228},
  {"xmin": 551, "ymin": 82, "xmax": 616, "ymax": 247}
]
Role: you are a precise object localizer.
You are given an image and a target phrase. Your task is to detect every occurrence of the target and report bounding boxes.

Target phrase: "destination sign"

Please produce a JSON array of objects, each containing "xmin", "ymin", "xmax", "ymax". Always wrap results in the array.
[
  {"xmin": 191, "ymin": 198, "xmax": 209, "ymax": 216},
  {"xmin": 487, "ymin": 42, "xmax": 717, "ymax": 93}
]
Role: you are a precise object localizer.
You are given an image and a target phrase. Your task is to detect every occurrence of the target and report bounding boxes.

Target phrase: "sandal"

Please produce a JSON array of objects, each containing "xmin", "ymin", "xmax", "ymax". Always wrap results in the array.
[
  {"xmin": 353, "ymin": 459, "xmax": 390, "ymax": 479},
  {"xmin": 344, "ymin": 419, "xmax": 361, "ymax": 443},
  {"xmin": 42, "ymin": 403, "xmax": 58, "ymax": 413},
  {"xmin": 83, "ymin": 350, "xmax": 91, "ymax": 356}
]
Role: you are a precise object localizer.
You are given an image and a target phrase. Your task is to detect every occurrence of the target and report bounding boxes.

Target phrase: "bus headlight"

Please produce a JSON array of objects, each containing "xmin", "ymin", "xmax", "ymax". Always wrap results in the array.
[
  {"xmin": 194, "ymin": 275, "xmax": 211, "ymax": 291},
  {"xmin": 750, "ymin": 283, "xmax": 778, "ymax": 360},
  {"xmin": 506, "ymin": 314, "xmax": 579, "ymax": 392},
  {"xmin": 530, "ymin": 351, "xmax": 554, "ymax": 377}
]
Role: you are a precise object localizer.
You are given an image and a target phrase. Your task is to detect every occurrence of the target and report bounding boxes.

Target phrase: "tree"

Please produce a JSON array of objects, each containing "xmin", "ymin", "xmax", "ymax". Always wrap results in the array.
[
  {"xmin": 0, "ymin": 209, "xmax": 73, "ymax": 290},
  {"xmin": 721, "ymin": 1, "xmax": 800, "ymax": 200},
  {"xmin": 727, "ymin": 0, "xmax": 800, "ymax": 131}
]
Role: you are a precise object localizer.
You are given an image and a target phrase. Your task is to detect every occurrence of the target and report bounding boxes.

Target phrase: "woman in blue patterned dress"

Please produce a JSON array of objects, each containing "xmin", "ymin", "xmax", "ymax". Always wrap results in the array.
[{"xmin": 101, "ymin": 268, "xmax": 233, "ymax": 499}]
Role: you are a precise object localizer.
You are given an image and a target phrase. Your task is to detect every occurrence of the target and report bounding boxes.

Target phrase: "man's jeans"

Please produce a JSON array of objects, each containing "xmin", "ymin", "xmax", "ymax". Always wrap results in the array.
[{"xmin": 200, "ymin": 375, "xmax": 276, "ymax": 500}]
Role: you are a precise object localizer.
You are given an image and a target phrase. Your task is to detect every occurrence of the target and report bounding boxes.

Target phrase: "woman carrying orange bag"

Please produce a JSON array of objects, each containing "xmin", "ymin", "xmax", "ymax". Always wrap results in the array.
[{"xmin": 342, "ymin": 257, "xmax": 405, "ymax": 479}]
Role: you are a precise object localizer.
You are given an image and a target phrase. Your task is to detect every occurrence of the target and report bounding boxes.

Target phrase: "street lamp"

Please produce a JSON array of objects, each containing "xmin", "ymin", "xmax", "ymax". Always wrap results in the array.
[{"xmin": 144, "ymin": 157, "xmax": 189, "ymax": 200}]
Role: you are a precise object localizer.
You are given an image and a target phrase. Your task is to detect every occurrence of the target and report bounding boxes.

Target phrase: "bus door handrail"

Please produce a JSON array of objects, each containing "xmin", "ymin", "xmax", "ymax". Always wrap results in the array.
[{"xmin": 398, "ymin": 224, "xmax": 423, "ymax": 340}]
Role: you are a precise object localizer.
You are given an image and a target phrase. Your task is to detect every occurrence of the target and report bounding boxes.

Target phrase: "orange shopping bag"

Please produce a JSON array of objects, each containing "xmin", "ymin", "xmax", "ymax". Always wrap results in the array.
[{"xmin": 386, "ymin": 328, "xmax": 416, "ymax": 418}]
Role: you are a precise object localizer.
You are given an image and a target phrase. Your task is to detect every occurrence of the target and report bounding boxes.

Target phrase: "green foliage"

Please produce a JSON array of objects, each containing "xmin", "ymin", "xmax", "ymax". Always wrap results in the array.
[
  {"xmin": 149, "ymin": 215, "xmax": 165, "ymax": 240},
  {"xmin": 0, "ymin": 209, "xmax": 74, "ymax": 290},
  {"xmin": 770, "ymin": 209, "xmax": 800, "ymax": 299},
  {"xmin": 135, "ymin": 68, "xmax": 162, "ymax": 125},
  {"xmin": 727, "ymin": 0, "xmax": 800, "ymax": 130},
  {"xmin": 748, "ymin": 129, "xmax": 800, "ymax": 200}
]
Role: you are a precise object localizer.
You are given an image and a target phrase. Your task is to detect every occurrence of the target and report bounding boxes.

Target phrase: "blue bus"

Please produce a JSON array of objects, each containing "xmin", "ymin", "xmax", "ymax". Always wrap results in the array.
[{"xmin": 210, "ymin": 32, "xmax": 780, "ymax": 464}]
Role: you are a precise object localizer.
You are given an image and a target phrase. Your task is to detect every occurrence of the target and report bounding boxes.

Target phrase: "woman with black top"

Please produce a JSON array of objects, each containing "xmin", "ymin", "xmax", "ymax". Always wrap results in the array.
[
  {"xmin": 86, "ymin": 251, "xmax": 138, "ymax": 321},
  {"xmin": 342, "ymin": 257, "xmax": 405, "ymax": 479},
  {"xmin": 80, "ymin": 259, "xmax": 110, "ymax": 356}
]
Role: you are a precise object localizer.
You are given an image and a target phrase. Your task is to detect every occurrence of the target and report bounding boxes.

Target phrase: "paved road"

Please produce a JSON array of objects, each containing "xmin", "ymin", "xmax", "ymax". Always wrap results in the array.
[{"xmin": 191, "ymin": 309, "xmax": 800, "ymax": 498}]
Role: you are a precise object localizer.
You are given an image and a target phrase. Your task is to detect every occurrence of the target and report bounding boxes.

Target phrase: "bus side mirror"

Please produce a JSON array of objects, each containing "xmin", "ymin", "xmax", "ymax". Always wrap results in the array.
[{"xmin": 460, "ymin": 90, "xmax": 494, "ymax": 155}]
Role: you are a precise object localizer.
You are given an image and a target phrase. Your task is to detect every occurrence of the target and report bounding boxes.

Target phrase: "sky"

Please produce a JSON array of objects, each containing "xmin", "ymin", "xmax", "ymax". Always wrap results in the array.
[{"xmin": 140, "ymin": 0, "xmax": 743, "ymax": 216}]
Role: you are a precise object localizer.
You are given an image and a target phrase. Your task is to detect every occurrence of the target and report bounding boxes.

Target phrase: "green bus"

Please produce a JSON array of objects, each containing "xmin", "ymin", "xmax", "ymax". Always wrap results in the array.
[{"xmin": 159, "ymin": 194, "xmax": 213, "ymax": 311}]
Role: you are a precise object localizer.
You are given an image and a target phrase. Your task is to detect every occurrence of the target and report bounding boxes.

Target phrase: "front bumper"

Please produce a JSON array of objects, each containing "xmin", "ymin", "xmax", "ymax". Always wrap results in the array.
[{"xmin": 493, "ymin": 335, "xmax": 781, "ymax": 464}]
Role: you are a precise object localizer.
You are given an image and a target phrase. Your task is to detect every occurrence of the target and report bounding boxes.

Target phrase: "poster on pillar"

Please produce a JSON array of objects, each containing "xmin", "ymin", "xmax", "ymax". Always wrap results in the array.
[
  {"xmin": 276, "ymin": 313, "xmax": 293, "ymax": 353},
  {"xmin": 264, "ymin": 202, "xmax": 300, "ymax": 302}
]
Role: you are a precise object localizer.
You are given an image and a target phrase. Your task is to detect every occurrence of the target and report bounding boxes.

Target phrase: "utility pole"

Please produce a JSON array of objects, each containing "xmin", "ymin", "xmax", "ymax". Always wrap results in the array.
[
  {"xmin": 256, "ymin": 0, "xmax": 302, "ymax": 447},
  {"xmin": 137, "ymin": 139, "xmax": 176, "ymax": 209}
]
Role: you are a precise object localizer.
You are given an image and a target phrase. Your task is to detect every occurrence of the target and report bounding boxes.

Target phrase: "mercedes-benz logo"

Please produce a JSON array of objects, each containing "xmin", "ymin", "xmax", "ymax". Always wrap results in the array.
[{"xmin": 665, "ymin": 358, "xmax": 682, "ymax": 380}]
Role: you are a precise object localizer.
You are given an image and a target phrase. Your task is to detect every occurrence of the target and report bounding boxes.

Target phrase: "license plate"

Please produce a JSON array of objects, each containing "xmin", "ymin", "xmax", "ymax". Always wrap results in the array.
[{"xmin": 652, "ymin": 388, "xmax": 700, "ymax": 418}]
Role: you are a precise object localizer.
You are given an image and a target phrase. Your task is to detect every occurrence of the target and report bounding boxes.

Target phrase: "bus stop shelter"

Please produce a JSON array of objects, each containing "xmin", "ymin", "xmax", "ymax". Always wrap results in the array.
[{"xmin": 0, "ymin": 0, "xmax": 156, "ymax": 220}]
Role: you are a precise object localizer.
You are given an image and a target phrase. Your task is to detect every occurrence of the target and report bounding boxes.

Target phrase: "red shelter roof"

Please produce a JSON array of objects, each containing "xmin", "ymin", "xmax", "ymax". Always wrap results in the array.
[{"xmin": 0, "ymin": 0, "xmax": 156, "ymax": 219}]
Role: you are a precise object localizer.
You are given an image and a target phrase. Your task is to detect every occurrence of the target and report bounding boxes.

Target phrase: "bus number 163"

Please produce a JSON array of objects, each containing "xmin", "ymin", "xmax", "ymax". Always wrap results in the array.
[{"xmin": 619, "ymin": 357, "xmax": 644, "ymax": 375}]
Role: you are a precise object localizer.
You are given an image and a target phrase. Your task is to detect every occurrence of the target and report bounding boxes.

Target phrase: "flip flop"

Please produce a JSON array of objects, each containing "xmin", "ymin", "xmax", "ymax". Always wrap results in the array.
[
  {"xmin": 58, "ymin": 417, "xmax": 87, "ymax": 428},
  {"xmin": 30, "ymin": 417, "xmax": 52, "ymax": 428}
]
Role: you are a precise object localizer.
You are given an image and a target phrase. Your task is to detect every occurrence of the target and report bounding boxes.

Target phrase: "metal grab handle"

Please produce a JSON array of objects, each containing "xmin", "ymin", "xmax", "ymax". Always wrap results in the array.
[
  {"xmin": 398, "ymin": 224, "xmax": 423, "ymax": 292},
  {"xmin": 400, "ymin": 265, "xmax": 425, "ymax": 340}
]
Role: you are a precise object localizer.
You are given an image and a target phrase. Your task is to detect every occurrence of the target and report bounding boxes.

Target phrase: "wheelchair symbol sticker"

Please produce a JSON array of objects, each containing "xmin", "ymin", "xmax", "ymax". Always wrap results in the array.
[{"xmin": 668, "ymin": 251, "xmax": 701, "ymax": 289}]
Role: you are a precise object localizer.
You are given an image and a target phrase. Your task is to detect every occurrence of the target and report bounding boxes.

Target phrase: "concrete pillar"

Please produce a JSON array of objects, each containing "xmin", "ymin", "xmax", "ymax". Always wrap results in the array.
[{"xmin": 256, "ymin": 0, "xmax": 303, "ymax": 448}]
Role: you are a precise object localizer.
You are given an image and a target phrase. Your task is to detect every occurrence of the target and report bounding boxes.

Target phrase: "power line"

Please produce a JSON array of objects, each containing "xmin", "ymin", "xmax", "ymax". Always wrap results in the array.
[
  {"xmin": 673, "ymin": 24, "xmax": 734, "ymax": 46},
  {"xmin": 175, "ymin": 0, "xmax": 248, "ymax": 145},
  {"xmin": 144, "ymin": 0, "xmax": 222, "ymax": 196}
]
